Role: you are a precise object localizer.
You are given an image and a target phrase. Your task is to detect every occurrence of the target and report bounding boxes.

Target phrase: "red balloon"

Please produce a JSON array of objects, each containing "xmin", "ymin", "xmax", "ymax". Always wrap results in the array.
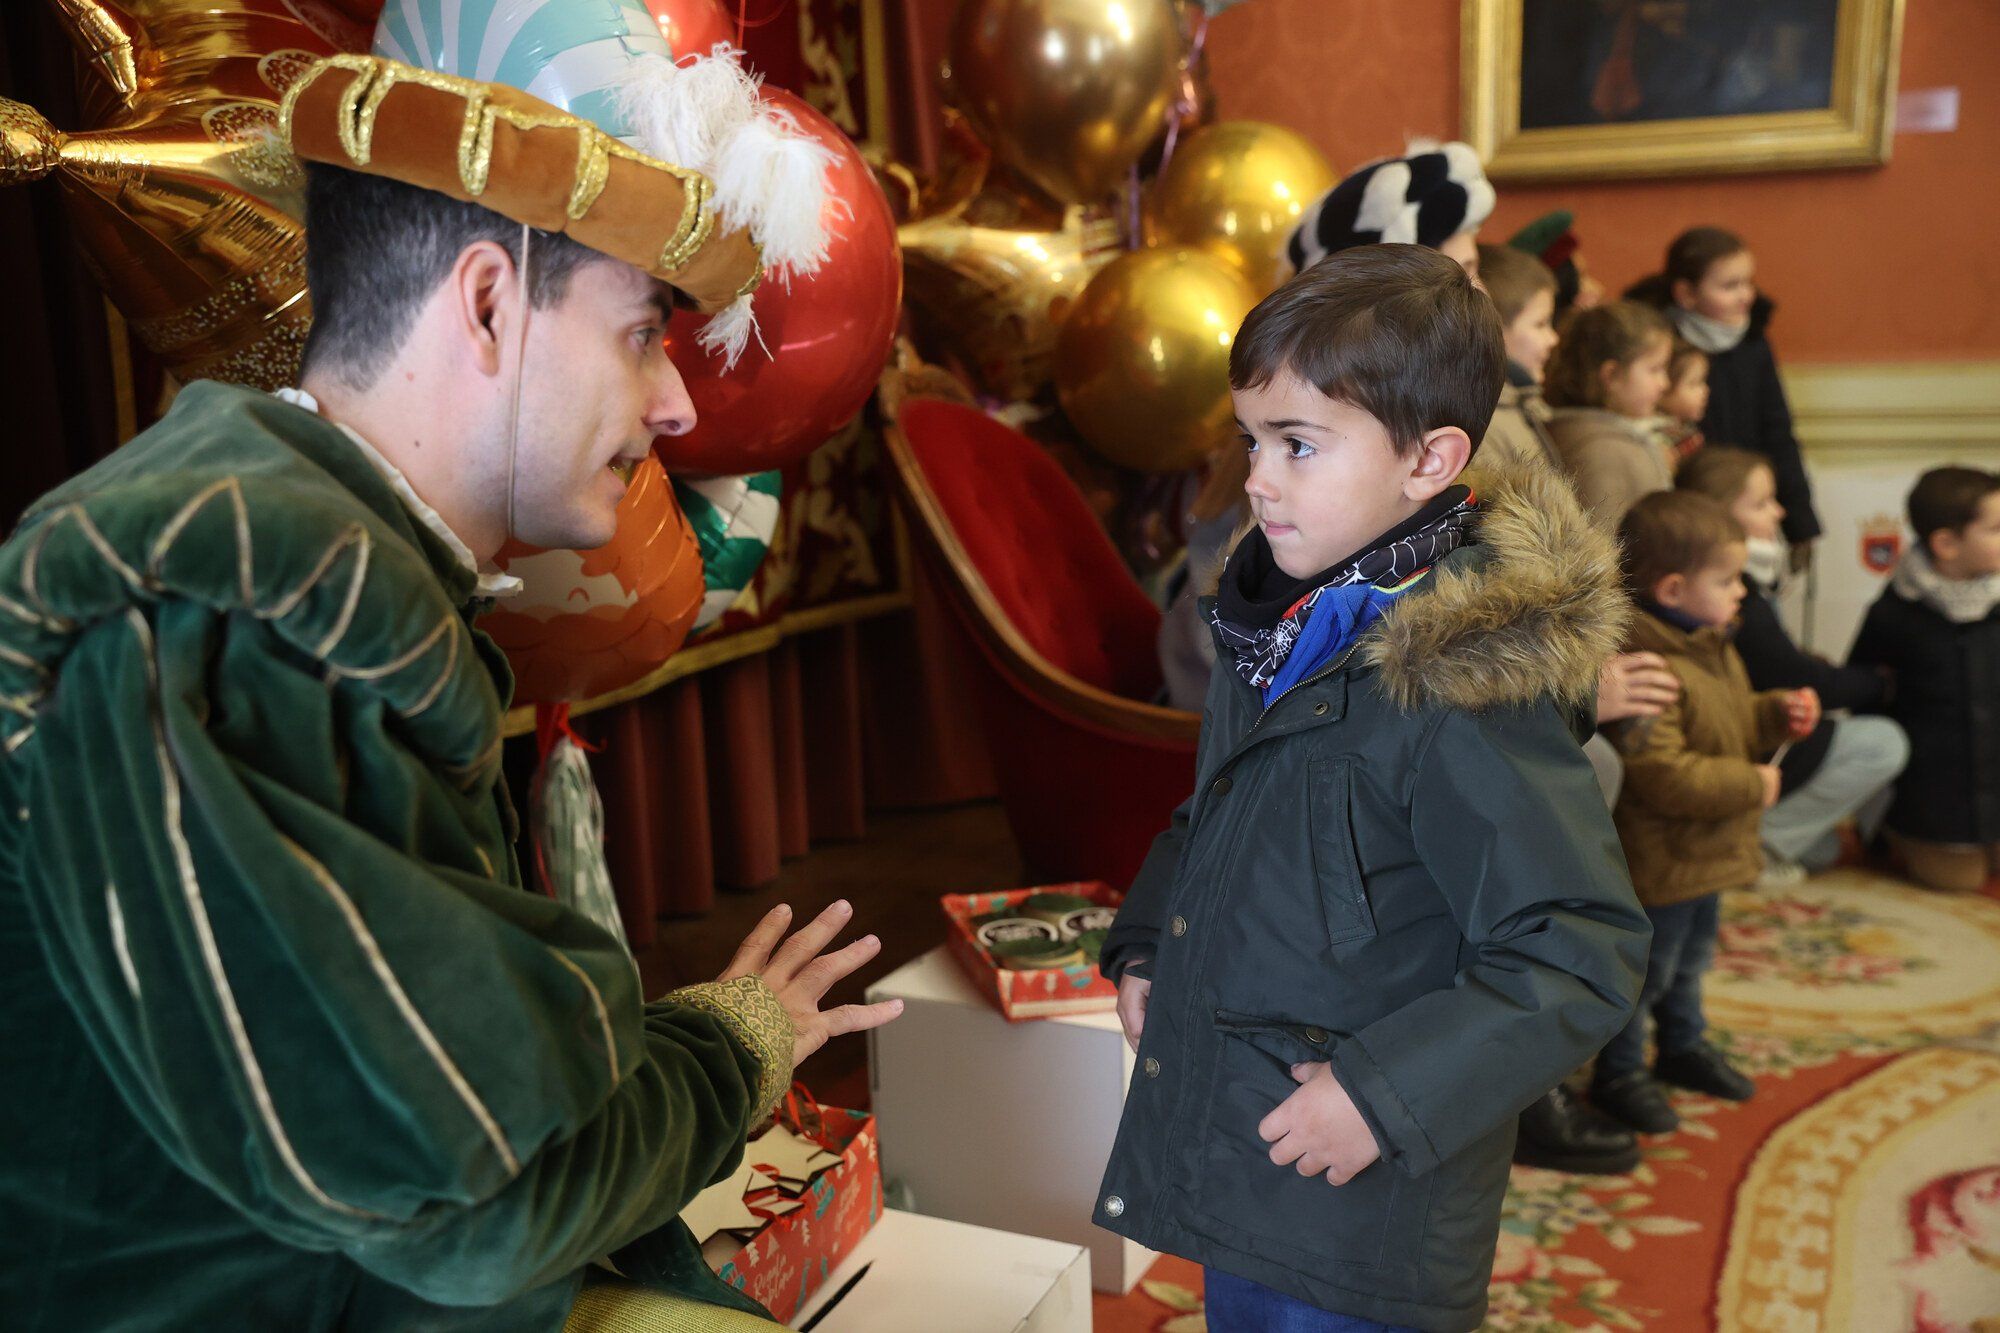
[
  {"xmin": 641, "ymin": 0, "xmax": 736, "ymax": 58},
  {"xmin": 656, "ymin": 89, "xmax": 903, "ymax": 475}
]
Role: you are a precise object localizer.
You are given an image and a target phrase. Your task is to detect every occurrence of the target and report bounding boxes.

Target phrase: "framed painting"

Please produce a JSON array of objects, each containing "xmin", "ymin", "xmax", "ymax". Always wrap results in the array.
[{"xmin": 1462, "ymin": 0, "xmax": 1906, "ymax": 181}]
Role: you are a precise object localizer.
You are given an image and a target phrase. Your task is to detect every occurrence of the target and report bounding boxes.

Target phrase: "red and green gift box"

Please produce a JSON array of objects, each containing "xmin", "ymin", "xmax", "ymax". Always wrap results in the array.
[{"xmin": 941, "ymin": 881, "xmax": 1124, "ymax": 1021}]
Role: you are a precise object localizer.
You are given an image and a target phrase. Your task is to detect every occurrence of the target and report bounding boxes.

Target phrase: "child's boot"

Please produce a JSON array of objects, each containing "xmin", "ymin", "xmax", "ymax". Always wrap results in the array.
[
  {"xmin": 1590, "ymin": 1071, "xmax": 1680, "ymax": 1134},
  {"xmin": 1514, "ymin": 1086, "xmax": 1641, "ymax": 1174},
  {"xmin": 1655, "ymin": 1041, "xmax": 1755, "ymax": 1101}
]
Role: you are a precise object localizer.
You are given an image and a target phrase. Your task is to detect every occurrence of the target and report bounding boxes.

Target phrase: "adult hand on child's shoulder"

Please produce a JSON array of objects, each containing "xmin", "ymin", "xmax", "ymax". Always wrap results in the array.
[
  {"xmin": 1259, "ymin": 1063, "xmax": 1382, "ymax": 1187},
  {"xmin": 1116, "ymin": 973, "xmax": 1152, "ymax": 1053},
  {"xmin": 1597, "ymin": 652, "xmax": 1680, "ymax": 725}
]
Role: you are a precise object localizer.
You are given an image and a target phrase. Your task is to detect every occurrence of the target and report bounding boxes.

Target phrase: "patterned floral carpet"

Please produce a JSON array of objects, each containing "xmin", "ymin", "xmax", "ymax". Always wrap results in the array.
[{"xmin": 1096, "ymin": 869, "xmax": 2000, "ymax": 1332}]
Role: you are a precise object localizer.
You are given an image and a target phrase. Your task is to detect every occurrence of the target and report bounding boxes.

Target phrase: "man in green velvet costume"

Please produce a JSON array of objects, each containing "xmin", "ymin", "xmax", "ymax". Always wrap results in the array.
[{"xmin": 0, "ymin": 38, "xmax": 899, "ymax": 1333}]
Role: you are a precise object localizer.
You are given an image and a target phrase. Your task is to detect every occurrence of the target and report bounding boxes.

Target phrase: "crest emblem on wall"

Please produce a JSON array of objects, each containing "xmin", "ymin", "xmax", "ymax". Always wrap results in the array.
[{"xmin": 1860, "ymin": 515, "xmax": 1903, "ymax": 575}]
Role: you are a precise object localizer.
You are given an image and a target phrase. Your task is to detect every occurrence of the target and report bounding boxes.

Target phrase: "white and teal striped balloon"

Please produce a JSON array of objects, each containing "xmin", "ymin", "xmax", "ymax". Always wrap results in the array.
[{"xmin": 371, "ymin": 0, "xmax": 671, "ymax": 147}]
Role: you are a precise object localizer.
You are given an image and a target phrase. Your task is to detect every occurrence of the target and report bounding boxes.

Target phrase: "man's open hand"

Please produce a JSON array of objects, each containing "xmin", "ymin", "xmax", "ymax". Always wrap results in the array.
[
  {"xmin": 720, "ymin": 901, "xmax": 903, "ymax": 1066},
  {"xmin": 1259, "ymin": 1062, "xmax": 1382, "ymax": 1186}
]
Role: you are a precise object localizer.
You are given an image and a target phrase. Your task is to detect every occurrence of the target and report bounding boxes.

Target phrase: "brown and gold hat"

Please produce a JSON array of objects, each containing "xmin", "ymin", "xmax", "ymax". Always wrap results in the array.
[{"xmin": 281, "ymin": 1, "xmax": 836, "ymax": 369}]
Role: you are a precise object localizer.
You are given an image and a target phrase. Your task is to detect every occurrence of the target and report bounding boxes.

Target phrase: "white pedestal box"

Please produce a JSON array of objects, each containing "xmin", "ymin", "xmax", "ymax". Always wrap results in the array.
[
  {"xmin": 787, "ymin": 1208, "xmax": 1089, "ymax": 1333},
  {"xmin": 865, "ymin": 946, "xmax": 1155, "ymax": 1294}
]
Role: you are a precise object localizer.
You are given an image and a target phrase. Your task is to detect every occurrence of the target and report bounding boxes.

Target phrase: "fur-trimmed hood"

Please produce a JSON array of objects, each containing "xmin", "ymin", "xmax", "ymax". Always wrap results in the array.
[{"xmin": 1364, "ymin": 459, "xmax": 1628, "ymax": 715}]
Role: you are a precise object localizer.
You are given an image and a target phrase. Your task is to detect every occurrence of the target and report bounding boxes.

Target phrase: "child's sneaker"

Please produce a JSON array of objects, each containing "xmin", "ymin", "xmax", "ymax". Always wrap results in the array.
[
  {"xmin": 1590, "ymin": 1071, "xmax": 1680, "ymax": 1134},
  {"xmin": 1655, "ymin": 1042, "xmax": 1755, "ymax": 1101},
  {"xmin": 1755, "ymin": 852, "xmax": 1807, "ymax": 890}
]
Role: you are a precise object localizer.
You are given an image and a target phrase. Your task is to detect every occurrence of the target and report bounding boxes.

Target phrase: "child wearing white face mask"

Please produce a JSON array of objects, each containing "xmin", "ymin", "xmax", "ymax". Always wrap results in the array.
[{"xmin": 1676, "ymin": 449, "xmax": 1909, "ymax": 885}]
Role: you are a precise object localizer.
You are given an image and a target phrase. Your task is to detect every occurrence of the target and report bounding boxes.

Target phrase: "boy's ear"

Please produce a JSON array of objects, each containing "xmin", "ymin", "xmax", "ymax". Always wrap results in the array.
[
  {"xmin": 1928, "ymin": 527, "xmax": 1961, "ymax": 566},
  {"xmin": 1653, "ymin": 570, "xmax": 1689, "ymax": 608},
  {"xmin": 1406, "ymin": 426, "xmax": 1471, "ymax": 502},
  {"xmin": 1598, "ymin": 359, "xmax": 1622, "ymax": 391},
  {"xmin": 1670, "ymin": 277, "xmax": 1697, "ymax": 310}
]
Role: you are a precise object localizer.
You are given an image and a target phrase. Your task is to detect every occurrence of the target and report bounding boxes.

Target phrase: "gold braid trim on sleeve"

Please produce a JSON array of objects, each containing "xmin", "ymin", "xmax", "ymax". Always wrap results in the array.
[{"xmin": 666, "ymin": 977, "xmax": 794, "ymax": 1121}]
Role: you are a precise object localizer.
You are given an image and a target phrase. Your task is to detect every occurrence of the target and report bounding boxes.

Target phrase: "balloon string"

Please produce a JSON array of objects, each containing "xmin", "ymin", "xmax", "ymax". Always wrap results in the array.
[
  {"xmin": 1156, "ymin": 8, "xmax": 1209, "ymax": 181},
  {"xmin": 735, "ymin": 0, "xmax": 789, "ymax": 46}
]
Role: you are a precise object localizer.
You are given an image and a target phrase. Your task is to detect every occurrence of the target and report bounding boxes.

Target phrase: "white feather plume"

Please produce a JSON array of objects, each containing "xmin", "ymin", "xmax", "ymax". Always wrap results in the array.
[{"xmin": 609, "ymin": 45, "xmax": 837, "ymax": 365}]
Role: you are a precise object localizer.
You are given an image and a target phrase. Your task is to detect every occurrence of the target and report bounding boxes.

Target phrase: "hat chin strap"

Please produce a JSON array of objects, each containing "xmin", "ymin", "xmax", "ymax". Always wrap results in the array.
[{"xmin": 505, "ymin": 221, "xmax": 533, "ymax": 546}]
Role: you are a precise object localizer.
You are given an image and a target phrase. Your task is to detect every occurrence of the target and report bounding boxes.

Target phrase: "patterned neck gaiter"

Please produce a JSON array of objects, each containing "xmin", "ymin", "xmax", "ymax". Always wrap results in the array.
[{"xmin": 1211, "ymin": 486, "xmax": 1479, "ymax": 693}]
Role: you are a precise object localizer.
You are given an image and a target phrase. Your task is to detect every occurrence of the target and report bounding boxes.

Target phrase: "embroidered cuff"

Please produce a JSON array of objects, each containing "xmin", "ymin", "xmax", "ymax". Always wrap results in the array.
[{"xmin": 667, "ymin": 976, "xmax": 795, "ymax": 1120}]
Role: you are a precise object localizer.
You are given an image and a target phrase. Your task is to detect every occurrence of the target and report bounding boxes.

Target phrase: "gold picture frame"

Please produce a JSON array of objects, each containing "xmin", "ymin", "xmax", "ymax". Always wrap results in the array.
[{"xmin": 1462, "ymin": 0, "xmax": 1906, "ymax": 182}]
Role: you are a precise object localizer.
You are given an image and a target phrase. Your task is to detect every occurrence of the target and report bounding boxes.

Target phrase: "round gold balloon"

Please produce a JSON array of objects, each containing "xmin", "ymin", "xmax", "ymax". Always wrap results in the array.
[
  {"xmin": 1150, "ymin": 121, "xmax": 1337, "ymax": 296},
  {"xmin": 942, "ymin": 0, "xmax": 1184, "ymax": 208},
  {"xmin": 1055, "ymin": 246, "xmax": 1257, "ymax": 474},
  {"xmin": 0, "ymin": 1, "xmax": 366, "ymax": 389}
]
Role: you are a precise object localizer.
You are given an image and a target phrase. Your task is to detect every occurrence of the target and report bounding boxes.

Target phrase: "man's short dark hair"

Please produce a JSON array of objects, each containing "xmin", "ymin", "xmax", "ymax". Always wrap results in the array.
[
  {"xmin": 1228, "ymin": 244, "xmax": 1506, "ymax": 457},
  {"xmin": 301, "ymin": 162, "xmax": 602, "ymax": 389},
  {"xmin": 1909, "ymin": 466, "xmax": 2000, "ymax": 557}
]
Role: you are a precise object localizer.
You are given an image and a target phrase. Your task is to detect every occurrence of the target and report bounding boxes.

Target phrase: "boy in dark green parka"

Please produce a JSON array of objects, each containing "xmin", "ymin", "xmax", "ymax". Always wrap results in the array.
[{"xmin": 1096, "ymin": 246, "xmax": 1650, "ymax": 1332}]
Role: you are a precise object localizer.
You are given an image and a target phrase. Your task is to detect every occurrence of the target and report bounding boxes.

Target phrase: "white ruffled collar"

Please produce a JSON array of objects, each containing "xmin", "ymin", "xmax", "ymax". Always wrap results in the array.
[{"xmin": 273, "ymin": 388, "xmax": 521, "ymax": 600}]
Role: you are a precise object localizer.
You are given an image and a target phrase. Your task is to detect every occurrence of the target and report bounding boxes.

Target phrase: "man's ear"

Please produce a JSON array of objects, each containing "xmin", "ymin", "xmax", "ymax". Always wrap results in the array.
[
  {"xmin": 1406, "ymin": 426, "xmax": 1471, "ymax": 502},
  {"xmin": 1653, "ymin": 571, "xmax": 1689, "ymax": 608},
  {"xmin": 447, "ymin": 240, "xmax": 522, "ymax": 377}
]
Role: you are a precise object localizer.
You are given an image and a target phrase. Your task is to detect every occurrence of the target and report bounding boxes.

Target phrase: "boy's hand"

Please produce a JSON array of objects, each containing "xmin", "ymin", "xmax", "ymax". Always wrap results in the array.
[
  {"xmin": 1785, "ymin": 687, "xmax": 1821, "ymax": 738},
  {"xmin": 1259, "ymin": 1062, "xmax": 1382, "ymax": 1186},
  {"xmin": 1596, "ymin": 652, "xmax": 1680, "ymax": 724},
  {"xmin": 1756, "ymin": 764, "xmax": 1784, "ymax": 809},
  {"xmin": 1116, "ymin": 973, "xmax": 1152, "ymax": 1052}
]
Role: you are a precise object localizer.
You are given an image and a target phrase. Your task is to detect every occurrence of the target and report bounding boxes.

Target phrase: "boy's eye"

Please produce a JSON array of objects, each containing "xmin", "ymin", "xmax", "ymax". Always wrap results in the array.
[{"xmin": 1285, "ymin": 437, "xmax": 1315, "ymax": 459}]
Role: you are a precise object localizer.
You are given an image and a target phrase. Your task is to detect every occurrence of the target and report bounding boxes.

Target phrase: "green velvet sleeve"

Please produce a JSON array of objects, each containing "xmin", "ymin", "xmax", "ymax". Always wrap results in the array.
[{"xmin": 18, "ymin": 599, "xmax": 792, "ymax": 1308}]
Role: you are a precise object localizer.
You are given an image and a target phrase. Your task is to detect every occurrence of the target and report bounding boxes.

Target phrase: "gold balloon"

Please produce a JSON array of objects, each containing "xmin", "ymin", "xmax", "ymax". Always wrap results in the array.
[
  {"xmin": 0, "ymin": 1, "xmax": 366, "ymax": 389},
  {"xmin": 1150, "ymin": 120, "xmax": 1337, "ymax": 296},
  {"xmin": 942, "ymin": 0, "xmax": 1184, "ymax": 208},
  {"xmin": 1055, "ymin": 246, "xmax": 1256, "ymax": 473},
  {"xmin": 901, "ymin": 198, "xmax": 1121, "ymax": 403}
]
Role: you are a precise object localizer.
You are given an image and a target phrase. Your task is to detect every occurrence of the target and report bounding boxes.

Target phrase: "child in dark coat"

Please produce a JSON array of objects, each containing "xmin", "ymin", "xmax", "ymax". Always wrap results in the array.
[
  {"xmin": 1098, "ymin": 246, "xmax": 1649, "ymax": 1333},
  {"xmin": 1676, "ymin": 448, "xmax": 1909, "ymax": 881},
  {"xmin": 1629, "ymin": 227, "xmax": 1821, "ymax": 550},
  {"xmin": 1849, "ymin": 467, "xmax": 2000, "ymax": 892}
]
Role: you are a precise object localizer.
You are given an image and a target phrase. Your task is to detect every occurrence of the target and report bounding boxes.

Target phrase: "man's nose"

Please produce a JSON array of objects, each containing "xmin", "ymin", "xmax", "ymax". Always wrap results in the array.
[{"xmin": 648, "ymin": 357, "xmax": 698, "ymax": 438}]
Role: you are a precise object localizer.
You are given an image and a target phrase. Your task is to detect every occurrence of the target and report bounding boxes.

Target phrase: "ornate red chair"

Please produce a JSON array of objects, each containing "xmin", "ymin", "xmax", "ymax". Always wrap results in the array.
[{"xmin": 880, "ymin": 372, "xmax": 1199, "ymax": 889}]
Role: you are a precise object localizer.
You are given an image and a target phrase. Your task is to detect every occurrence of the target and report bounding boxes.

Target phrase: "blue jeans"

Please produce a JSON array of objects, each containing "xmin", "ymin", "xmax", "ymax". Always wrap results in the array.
[
  {"xmin": 1202, "ymin": 1268, "xmax": 1420, "ymax": 1332},
  {"xmin": 1594, "ymin": 893, "xmax": 1720, "ymax": 1082}
]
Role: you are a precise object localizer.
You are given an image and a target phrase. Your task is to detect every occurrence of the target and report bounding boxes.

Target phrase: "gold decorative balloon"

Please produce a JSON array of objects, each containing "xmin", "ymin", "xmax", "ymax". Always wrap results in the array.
[
  {"xmin": 1055, "ymin": 246, "xmax": 1256, "ymax": 474},
  {"xmin": 1150, "ymin": 120, "xmax": 1337, "ymax": 296},
  {"xmin": 0, "ymin": 1, "xmax": 367, "ymax": 389},
  {"xmin": 942, "ymin": 0, "xmax": 1184, "ymax": 208}
]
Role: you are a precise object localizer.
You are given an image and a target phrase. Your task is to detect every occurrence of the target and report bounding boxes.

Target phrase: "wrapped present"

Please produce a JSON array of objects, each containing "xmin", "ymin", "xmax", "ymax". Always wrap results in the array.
[
  {"xmin": 700, "ymin": 1091, "xmax": 882, "ymax": 1323},
  {"xmin": 942, "ymin": 882, "xmax": 1124, "ymax": 1021}
]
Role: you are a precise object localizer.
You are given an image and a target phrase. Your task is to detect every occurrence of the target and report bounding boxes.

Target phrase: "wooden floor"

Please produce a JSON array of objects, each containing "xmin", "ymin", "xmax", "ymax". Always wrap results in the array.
[{"xmin": 632, "ymin": 800, "xmax": 1024, "ymax": 1110}]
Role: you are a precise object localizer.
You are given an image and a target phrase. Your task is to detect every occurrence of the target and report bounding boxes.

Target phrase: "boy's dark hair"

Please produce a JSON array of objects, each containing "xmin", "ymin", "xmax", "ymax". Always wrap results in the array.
[
  {"xmin": 1665, "ymin": 226, "xmax": 1747, "ymax": 291},
  {"xmin": 1676, "ymin": 446, "xmax": 1770, "ymax": 510},
  {"xmin": 1667, "ymin": 335, "xmax": 1708, "ymax": 381},
  {"xmin": 1230, "ymin": 244, "xmax": 1505, "ymax": 457},
  {"xmin": 1619, "ymin": 490, "xmax": 1745, "ymax": 597},
  {"xmin": 1542, "ymin": 300, "xmax": 1671, "ymax": 409},
  {"xmin": 1475, "ymin": 242, "xmax": 1557, "ymax": 325},
  {"xmin": 1909, "ymin": 466, "xmax": 2000, "ymax": 557},
  {"xmin": 301, "ymin": 162, "xmax": 603, "ymax": 389}
]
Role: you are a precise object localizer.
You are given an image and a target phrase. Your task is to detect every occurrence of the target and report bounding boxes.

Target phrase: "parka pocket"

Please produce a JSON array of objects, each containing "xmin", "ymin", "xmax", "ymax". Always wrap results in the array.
[
  {"xmin": 1308, "ymin": 757, "xmax": 1376, "ymax": 947},
  {"xmin": 1189, "ymin": 1012, "xmax": 1429, "ymax": 1276}
]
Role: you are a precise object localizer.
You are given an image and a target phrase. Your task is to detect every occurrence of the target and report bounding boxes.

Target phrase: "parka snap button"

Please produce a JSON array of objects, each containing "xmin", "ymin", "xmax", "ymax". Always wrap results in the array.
[
  {"xmin": 1313, "ymin": 702, "xmax": 1329, "ymax": 716},
  {"xmin": 1304, "ymin": 1027, "xmax": 1329, "ymax": 1045},
  {"xmin": 1211, "ymin": 776, "xmax": 1232, "ymax": 796},
  {"xmin": 1144, "ymin": 1057, "xmax": 1161, "ymax": 1078},
  {"xmin": 1103, "ymin": 1195, "xmax": 1125, "ymax": 1217},
  {"xmin": 1169, "ymin": 916, "xmax": 1187, "ymax": 937}
]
